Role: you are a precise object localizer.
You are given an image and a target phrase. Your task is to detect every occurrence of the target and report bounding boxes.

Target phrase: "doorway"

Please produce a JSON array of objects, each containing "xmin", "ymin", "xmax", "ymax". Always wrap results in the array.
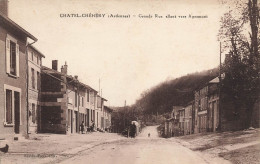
[{"xmin": 14, "ymin": 91, "xmax": 20, "ymax": 134}]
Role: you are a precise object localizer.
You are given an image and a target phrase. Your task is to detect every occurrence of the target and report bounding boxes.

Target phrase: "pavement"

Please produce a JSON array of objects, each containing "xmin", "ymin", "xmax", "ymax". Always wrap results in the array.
[
  {"xmin": 1, "ymin": 126, "xmax": 254, "ymax": 164},
  {"xmin": 0, "ymin": 132, "xmax": 126, "ymax": 164}
]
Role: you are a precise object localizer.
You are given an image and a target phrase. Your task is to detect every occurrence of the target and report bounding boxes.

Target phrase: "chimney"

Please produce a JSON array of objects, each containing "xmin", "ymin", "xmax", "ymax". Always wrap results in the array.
[
  {"xmin": 63, "ymin": 61, "xmax": 68, "ymax": 74},
  {"xmin": 0, "ymin": 0, "xmax": 8, "ymax": 16},
  {"xmin": 61, "ymin": 62, "xmax": 68, "ymax": 74},
  {"xmin": 52, "ymin": 60, "xmax": 58, "ymax": 71},
  {"xmin": 61, "ymin": 65, "xmax": 64, "ymax": 73}
]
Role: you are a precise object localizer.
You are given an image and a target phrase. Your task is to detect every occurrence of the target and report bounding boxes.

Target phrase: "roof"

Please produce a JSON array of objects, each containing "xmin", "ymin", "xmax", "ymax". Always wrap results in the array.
[
  {"xmin": 28, "ymin": 45, "xmax": 45, "ymax": 58},
  {"xmin": 97, "ymin": 95, "xmax": 108, "ymax": 101},
  {"xmin": 104, "ymin": 106, "xmax": 113, "ymax": 112},
  {"xmin": 42, "ymin": 66, "xmax": 98, "ymax": 92},
  {"xmin": 209, "ymin": 77, "xmax": 219, "ymax": 83},
  {"xmin": 0, "ymin": 11, "xmax": 37, "ymax": 41}
]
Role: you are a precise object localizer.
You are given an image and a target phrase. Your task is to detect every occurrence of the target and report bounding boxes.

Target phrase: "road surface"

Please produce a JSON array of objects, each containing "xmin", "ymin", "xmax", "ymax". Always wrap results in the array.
[{"xmin": 58, "ymin": 126, "xmax": 215, "ymax": 164}]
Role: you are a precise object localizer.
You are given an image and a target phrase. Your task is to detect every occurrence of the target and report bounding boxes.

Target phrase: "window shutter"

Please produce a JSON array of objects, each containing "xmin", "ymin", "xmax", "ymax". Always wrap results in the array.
[
  {"xmin": 16, "ymin": 44, "xmax": 19, "ymax": 77},
  {"xmin": 6, "ymin": 38, "xmax": 10, "ymax": 74}
]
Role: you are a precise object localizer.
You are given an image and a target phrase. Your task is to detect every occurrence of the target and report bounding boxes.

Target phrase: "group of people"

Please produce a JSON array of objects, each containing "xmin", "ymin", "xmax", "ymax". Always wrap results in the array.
[{"xmin": 80, "ymin": 120, "xmax": 95, "ymax": 134}]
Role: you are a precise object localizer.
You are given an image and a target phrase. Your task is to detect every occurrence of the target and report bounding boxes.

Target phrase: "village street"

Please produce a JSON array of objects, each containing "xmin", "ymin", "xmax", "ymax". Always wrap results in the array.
[
  {"xmin": 0, "ymin": 126, "xmax": 232, "ymax": 164},
  {"xmin": 58, "ymin": 126, "xmax": 230, "ymax": 164}
]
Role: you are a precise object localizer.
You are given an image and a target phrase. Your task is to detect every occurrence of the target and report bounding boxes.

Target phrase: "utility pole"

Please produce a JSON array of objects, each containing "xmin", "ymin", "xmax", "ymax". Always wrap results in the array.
[
  {"xmin": 124, "ymin": 100, "xmax": 126, "ymax": 129},
  {"xmin": 218, "ymin": 42, "xmax": 222, "ymax": 132},
  {"xmin": 74, "ymin": 75, "xmax": 80, "ymax": 133}
]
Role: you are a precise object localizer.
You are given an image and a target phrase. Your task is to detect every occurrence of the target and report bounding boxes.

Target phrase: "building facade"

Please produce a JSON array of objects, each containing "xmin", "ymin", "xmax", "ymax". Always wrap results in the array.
[
  {"xmin": 184, "ymin": 103, "xmax": 193, "ymax": 135},
  {"xmin": 103, "ymin": 106, "xmax": 113, "ymax": 132},
  {"xmin": 0, "ymin": 3, "xmax": 37, "ymax": 139},
  {"xmin": 207, "ymin": 77, "xmax": 219, "ymax": 132},
  {"xmin": 27, "ymin": 45, "xmax": 45, "ymax": 134},
  {"xmin": 194, "ymin": 86, "xmax": 208, "ymax": 133},
  {"xmin": 40, "ymin": 61, "xmax": 107, "ymax": 134}
]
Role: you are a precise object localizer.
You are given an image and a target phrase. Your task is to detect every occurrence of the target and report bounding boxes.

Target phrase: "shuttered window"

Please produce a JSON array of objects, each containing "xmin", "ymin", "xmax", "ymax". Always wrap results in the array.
[{"xmin": 6, "ymin": 35, "xmax": 19, "ymax": 77}]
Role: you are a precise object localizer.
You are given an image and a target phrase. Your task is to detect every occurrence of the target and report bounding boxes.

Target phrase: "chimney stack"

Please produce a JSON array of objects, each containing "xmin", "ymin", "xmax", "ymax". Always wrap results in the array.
[
  {"xmin": 0, "ymin": 0, "xmax": 9, "ymax": 16},
  {"xmin": 61, "ymin": 62, "xmax": 68, "ymax": 75},
  {"xmin": 63, "ymin": 61, "xmax": 68, "ymax": 74},
  {"xmin": 52, "ymin": 60, "xmax": 58, "ymax": 71}
]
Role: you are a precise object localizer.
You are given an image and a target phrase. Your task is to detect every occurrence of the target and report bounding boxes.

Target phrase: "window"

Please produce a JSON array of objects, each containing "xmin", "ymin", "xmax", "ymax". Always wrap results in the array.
[
  {"xmin": 75, "ymin": 93, "xmax": 77, "ymax": 107},
  {"xmin": 10, "ymin": 41, "xmax": 16, "ymax": 75},
  {"xmin": 31, "ymin": 68, "xmax": 35, "ymax": 89},
  {"xmin": 32, "ymin": 103, "xmax": 36, "ymax": 124},
  {"xmin": 31, "ymin": 51, "xmax": 34, "ymax": 61},
  {"xmin": 4, "ymin": 85, "xmax": 21, "ymax": 126},
  {"xmin": 82, "ymin": 97, "xmax": 84, "ymax": 107},
  {"xmin": 198, "ymin": 100, "xmax": 201, "ymax": 111},
  {"xmin": 6, "ymin": 89, "xmax": 12, "ymax": 124},
  {"xmin": 37, "ymin": 71, "xmax": 40, "ymax": 90},
  {"xmin": 36, "ymin": 55, "xmax": 39, "ymax": 65},
  {"xmin": 87, "ymin": 90, "xmax": 90, "ymax": 102},
  {"xmin": 6, "ymin": 35, "xmax": 19, "ymax": 77}
]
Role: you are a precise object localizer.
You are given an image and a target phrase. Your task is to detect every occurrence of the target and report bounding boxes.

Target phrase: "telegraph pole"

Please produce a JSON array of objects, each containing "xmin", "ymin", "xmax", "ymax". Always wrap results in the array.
[{"xmin": 218, "ymin": 42, "xmax": 222, "ymax": 132}]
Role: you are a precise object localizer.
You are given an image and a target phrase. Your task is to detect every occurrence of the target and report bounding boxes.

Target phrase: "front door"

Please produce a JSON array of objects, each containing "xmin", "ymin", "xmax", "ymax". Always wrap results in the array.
[{"xmin": 14, "ymin": 91, "xmax": 20, "ymax": 134}]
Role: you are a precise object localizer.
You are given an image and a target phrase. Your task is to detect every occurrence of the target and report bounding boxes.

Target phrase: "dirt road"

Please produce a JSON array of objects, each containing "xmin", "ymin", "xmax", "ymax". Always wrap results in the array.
[{"xmin": 59, "ymin": 126, "xmax": 229, "ymax": 164}]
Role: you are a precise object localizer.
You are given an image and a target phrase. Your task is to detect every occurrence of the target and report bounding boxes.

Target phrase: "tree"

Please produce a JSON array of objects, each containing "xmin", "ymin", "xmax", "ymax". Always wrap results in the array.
[{"xmin": 219, "ymin": 0, "xmax": 259, "ymax": 128}]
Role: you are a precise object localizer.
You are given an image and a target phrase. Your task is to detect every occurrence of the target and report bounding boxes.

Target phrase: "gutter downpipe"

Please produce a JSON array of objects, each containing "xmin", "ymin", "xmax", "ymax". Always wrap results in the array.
[{"xmin": 26, "ymin": 39, "xmax": 37, "ymax": 138}]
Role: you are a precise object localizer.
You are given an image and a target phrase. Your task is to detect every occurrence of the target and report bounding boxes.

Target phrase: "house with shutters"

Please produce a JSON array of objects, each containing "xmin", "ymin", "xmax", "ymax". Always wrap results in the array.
[
  {"xmin": 0, "ymin": 1, "xmax": 38, "ymax": 140},
  {"xmin": 27, "ymin": 45, "xmax": 45, "ymax": 134}
]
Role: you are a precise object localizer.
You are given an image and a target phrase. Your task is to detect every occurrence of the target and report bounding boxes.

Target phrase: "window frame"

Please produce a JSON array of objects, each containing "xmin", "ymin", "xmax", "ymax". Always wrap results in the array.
[
  {"xmin": 6, "ymin": 34, "xmax": 19, "ymax": 78},
  {"xmin": 4, "ymin": 84, "xmax": 22, "ymax": 126}
]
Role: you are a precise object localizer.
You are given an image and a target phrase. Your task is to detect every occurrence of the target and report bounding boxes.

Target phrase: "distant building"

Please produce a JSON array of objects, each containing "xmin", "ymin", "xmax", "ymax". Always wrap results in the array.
[
  {"xmin": 0, "ymin": 1, "xmax": 37, "ymax": 139},
  {"xmin": 178, "ymin": 108, "xmax": 185, "ymax": 135},
  {"xmin": 103, "ymin": 106, "xmax": 113, "ymax": 132},
  {"xmin": 194, "ymin": 85, "xmax": 208, "ymax": 133},
  {"xmin": 194, "ymin": 77, "xmax": 220, "ymax": 133},
  {"xmin": 183, "ymin": 102, "xmax": 194, "ymax": 135},
  {"xmin": 164, "ymin": 106, "xmax": 184, "ymax": 137},
  {"xmin": 40, "ymin": 61, "xmax": 105, "ymax": 134},
  {"xmin": 207, "ymin": 77, "xmax": 219, "ymax": 132}
]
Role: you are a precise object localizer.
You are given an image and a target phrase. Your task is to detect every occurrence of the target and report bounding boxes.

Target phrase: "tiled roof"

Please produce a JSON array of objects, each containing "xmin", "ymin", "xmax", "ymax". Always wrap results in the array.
[{"xmin": 0, "ymin": 11, "xmax": 37, "ymax": 41}]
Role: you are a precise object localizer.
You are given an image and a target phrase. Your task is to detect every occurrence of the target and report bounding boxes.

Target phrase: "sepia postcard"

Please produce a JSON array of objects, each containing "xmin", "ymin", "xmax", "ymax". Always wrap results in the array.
[{"xmin": 0, "ymin": 0, "xmax": 259, "ymax": 163}]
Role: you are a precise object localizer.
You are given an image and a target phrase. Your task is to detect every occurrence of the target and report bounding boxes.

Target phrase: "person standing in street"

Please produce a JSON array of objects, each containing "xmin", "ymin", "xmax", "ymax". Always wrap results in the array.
[{"xmin": 80, "ymin": 121, "xmax": 84, "ymax": 134}]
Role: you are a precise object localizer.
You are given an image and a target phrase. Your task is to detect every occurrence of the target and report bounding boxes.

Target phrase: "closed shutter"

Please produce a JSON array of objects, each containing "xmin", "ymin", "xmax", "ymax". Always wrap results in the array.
[
  {"xmin": 6, "ymin": 38, "xmax": 10, "ymax": 74},
  {"xmin": 16, "ymin": 44, "xmax": 19, "ymax": 77}
]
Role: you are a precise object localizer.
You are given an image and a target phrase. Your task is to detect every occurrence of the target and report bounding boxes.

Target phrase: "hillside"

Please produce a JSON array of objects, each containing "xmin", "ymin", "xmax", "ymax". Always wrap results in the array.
[{"xmin": 134, "ymin": 67, "xmax": 219, "ymax": 114}]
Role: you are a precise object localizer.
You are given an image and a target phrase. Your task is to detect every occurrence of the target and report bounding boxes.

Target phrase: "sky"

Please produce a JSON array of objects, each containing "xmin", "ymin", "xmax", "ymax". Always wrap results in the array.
[{"xmin": 9, "ymin": 0, "xmax": 229, "ymax": 106}]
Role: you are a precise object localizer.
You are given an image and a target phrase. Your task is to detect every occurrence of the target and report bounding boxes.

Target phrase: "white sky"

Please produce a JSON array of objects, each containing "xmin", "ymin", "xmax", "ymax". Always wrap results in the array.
[{"xmin": 9, "ymin": 0, "xmax": 229, "ymax": 106}]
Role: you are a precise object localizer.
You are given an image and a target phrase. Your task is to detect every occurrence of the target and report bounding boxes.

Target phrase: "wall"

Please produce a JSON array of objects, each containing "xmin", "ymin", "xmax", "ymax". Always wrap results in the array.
[{"xmin": 0, "ymin": 25, "xmax": 27, "ymax": 139}]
